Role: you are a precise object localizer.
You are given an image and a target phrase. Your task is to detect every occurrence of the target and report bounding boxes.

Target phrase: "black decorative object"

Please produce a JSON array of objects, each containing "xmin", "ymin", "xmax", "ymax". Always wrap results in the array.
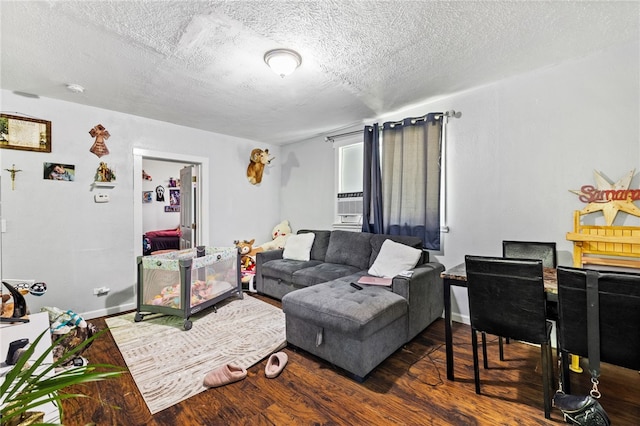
[{"xmin": 1, "ymin": 281, "xmax": 30, "ymax": 323}]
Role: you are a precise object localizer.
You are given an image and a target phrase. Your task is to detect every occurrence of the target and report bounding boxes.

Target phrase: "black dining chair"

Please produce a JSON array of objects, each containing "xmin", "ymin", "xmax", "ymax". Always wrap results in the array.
[
  {"xmin": 556, "ymin": 266, "xmax": 640, "ymax": 394},
  {"xmin": 501, "ymin": 241, "xmax": 558, "ymax": 351},
  {"xmin": 502, "ymin": 240, "xmax": 557, "ymax": 268},
  {"xmin": 465, "ymin": 255, "xmax": 554, "ymax": 419}
]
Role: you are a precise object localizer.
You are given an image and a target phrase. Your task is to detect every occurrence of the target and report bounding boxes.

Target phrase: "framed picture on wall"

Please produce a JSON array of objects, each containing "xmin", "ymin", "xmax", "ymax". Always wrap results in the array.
[
  {"xmin": 143, "ymin": 191, "xmax": 153, "ymax": 203},
  {"xmin": 0, "ymin": 114, "xmax": 52, "ymax": 153},
  {"xmin": 43, "ymin": 162, "xmax": 75, "ymax": 181},
  {"xmin": 169, "ymin": 189, "xmax": 180, "ymax": 207}
]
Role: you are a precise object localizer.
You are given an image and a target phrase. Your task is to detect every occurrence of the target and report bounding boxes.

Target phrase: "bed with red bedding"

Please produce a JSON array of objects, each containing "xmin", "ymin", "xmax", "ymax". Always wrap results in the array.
[{"xmin": 143, "ymin": 228, "xmax": 181, "ymax": 255}]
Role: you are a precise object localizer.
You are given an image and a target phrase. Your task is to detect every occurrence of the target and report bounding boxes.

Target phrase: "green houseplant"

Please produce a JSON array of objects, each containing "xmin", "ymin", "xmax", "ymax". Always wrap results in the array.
[{"xmin": 1, "ymin": 327, "xmax": 124, "ymax": 426}]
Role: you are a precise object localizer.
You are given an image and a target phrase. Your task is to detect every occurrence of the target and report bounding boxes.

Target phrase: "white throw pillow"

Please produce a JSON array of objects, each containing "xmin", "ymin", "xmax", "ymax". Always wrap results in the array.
[
  {"xmin": 282, "ymin": 233, "xmax": 316, "ymax": 261},
  {"xmin": 368, "ymin": 239, "xmax": 421, "ymax": 278}
]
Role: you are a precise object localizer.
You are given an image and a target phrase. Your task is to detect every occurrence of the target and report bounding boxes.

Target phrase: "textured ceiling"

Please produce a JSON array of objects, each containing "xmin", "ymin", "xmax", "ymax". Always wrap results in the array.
[{"xmin": 1, "ymin": 1, "xmax": 638, "ymax": 145}]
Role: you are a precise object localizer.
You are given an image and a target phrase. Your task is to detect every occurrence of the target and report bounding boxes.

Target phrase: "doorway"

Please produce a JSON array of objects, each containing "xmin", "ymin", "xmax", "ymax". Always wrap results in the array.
[{"xmin": 133, "ymin": 148, "xmax": 210, "ymax": 257}]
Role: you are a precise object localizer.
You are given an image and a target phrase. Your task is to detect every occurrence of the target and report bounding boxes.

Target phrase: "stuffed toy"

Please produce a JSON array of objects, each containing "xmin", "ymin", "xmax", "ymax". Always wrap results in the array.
[
  {"xmin": 246, "ymin": 148, "xmax": 274, "ymax": 185},
  {"xmin": 234, "ymin": 239, "xmax": 260, "ymax": 292},
  {"xmin": 257, "ymin": 220, "xmax": 292, "ymax": 251},
  {"xmin": 234, "ymin": 239, "xmax": 263, "ymax": 257}
]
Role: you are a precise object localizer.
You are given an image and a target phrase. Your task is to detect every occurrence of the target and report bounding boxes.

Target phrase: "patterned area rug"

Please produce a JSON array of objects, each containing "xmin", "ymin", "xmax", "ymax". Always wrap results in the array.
[{"xmin": 105, "ymin": 295, "xmax": 286, "ymax": 414}]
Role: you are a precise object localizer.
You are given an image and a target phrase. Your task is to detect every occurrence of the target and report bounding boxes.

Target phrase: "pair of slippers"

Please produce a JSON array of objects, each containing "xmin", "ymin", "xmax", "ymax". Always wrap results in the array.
[{"xmin": 202, "ymin": 352, "xmax": 288, "ymax": 388}]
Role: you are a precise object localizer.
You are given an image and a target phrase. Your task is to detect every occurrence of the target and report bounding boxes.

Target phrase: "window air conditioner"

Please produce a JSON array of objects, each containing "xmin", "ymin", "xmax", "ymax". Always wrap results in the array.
[{"xmin": 337, "ymin": 192, "xmax": 363, "ymax": 223}]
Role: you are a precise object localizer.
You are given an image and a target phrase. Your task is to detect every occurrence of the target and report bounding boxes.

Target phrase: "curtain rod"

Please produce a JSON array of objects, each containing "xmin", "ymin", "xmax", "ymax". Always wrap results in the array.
[{"xmin": 325, "ymin": 110, "xmax": 461, "ymax": 142}]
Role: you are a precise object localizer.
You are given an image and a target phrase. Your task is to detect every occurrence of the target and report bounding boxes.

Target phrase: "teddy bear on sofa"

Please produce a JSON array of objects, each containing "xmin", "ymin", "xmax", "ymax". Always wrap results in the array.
[{"xmin": 256, "ymin": 220, "xmax": 292, "ymax": 251}]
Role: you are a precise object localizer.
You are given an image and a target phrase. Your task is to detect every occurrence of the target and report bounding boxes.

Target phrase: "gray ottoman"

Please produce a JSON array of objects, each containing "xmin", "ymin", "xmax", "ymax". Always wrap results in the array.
[{"xmin": 281, "ymin": 279, "xmax": 409, "ymax": 380}]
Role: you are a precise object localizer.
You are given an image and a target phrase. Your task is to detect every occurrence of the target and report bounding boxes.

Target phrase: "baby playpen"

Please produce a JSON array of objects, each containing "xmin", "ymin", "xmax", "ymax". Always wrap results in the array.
[{"xmin": 135, "ymin": 246, "xmax": 242, "ymax": 330}]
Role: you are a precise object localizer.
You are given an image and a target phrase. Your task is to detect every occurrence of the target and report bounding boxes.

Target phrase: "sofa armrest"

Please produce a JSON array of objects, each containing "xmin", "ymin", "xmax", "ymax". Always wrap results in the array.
[
  {"xmin": 255, "ymin": 249, "xmax": 283, "ymax": 294},
  {"xmin": 392, "ymin": 262, "xmax": 445, "ymax": 340}
]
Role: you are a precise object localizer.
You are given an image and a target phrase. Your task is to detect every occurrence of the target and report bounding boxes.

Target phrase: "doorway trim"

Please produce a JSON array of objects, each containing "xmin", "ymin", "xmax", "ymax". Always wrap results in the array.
[{"xmin": 133, "ymin": 148, "xmax": 210, "ymax": 257}]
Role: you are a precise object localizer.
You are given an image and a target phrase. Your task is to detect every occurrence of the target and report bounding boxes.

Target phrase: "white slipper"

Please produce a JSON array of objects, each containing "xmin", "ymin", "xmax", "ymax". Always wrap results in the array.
[{"xmin": 265, "ymin": 352, "xmax": 288, "ymax": 378}]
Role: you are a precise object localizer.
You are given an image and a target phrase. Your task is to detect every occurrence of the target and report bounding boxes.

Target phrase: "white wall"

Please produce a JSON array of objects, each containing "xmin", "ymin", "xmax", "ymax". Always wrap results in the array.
[
  {"xmin": 280, "ymin": 40, "xmax": 640, "ymax": 323},
  {"xmin": 0, "ymin": 92, "xmax": 281, "ymax": 318}
]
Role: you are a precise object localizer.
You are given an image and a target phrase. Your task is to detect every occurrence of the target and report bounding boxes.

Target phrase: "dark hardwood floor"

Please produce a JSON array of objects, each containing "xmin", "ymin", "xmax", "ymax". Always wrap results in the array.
[{"xmin": 63, "ymin": 294, "xmax": 639, "ymax": 425}]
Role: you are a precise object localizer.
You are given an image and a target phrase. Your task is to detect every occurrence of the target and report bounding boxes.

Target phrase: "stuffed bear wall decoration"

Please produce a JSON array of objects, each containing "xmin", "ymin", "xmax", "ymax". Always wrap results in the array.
[
  {"xmin": 246, "ymin": 148, "xmax": 274, "ymax": 185},
  {"xmin": 256, "ymin": 220, "xmax": 292, "ymax": 251}
]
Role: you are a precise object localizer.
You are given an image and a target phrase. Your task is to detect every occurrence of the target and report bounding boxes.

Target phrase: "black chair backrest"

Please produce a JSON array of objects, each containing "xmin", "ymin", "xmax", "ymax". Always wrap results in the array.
[
  {"xmin": 502, "ymin": 240, "xmax": 557, "ymax": 268},
  {"xmin": 556, "ymin": 266, "xmax": 640, "ymax": 371},
  {"xmin": 465, "ymin": 255, "xmax": 547, "ymax": 344}
]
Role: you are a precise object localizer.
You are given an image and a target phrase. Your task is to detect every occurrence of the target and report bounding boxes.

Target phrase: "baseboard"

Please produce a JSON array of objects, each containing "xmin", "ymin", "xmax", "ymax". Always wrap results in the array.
[
  {"xmin": 81, "ymin": 302, "xmax": 136, "ymax": 320},
  {"xmin": 451, "ymin": 312, "xmax": 470, "ymax": 325}
]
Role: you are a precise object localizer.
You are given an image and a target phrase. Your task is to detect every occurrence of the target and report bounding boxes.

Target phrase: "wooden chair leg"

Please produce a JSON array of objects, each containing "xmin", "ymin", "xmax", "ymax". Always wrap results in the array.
[
  {"xmin": 498, "ymin": 336, "xmax": 504, "ymax": 361},
  {"xmin": 472, "ymin": 329, "xmax": 481, "ymax": 394},
  {"xmin": 481, "ymin": 332, "xmax": 488, "ymax": 369}
]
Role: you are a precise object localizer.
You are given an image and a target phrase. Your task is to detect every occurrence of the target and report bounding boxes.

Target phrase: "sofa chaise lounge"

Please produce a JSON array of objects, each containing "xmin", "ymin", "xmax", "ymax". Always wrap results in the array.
[{"xmin": 255, "ymin": 230, "xmax": 444, "ymax": 379}]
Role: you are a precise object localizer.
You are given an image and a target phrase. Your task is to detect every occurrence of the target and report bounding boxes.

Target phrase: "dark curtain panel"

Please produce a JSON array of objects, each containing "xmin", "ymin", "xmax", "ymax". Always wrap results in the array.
[
  {"xmin": 362, "ymin": 124, "xmax": 384, "ymax": 233},
  {"xmin": 381, "ymin": 114, "xmax": 442, "ymax": 250}
]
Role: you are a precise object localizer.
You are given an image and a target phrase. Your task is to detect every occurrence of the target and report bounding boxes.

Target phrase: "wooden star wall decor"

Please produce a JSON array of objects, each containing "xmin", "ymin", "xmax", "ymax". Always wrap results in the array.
[{"xmin": 570, "ymin": 169, "xmax": 640, "ymax": 226}]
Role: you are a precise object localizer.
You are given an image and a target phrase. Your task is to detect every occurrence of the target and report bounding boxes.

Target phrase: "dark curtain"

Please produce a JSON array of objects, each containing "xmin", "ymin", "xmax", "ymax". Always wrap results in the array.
[
  {"xmin": 363, "ymin": 114, "xmax": 443, "ymax": 250},
  {"xmin": 362, "ymin": 124, "xmax": 383, "ymax": 233}
]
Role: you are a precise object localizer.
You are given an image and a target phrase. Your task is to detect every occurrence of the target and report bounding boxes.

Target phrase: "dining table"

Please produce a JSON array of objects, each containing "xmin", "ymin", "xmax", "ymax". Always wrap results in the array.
[{"xmin": 441, "ymin": 262, "xmax": 558, "ymax": 381}]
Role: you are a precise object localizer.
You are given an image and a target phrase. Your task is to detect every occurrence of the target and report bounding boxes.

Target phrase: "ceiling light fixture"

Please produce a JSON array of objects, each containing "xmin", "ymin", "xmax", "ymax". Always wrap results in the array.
[
  {"xmin": 66, "ymin": 83, "xmax": 85, "ymax": 93},
  {"xmin": 264, "ymin": 49, "xmax": 302, "ymax": 78}
]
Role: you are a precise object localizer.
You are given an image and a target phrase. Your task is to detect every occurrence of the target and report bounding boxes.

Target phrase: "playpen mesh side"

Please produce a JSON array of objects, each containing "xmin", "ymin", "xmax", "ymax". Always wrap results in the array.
[{"xmin": 140, "ymin": 247, "xmax": 238, "ymax": 309}]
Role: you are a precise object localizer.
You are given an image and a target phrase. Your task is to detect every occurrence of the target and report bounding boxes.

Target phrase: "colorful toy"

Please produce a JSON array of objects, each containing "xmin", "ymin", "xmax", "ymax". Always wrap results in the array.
[{"xmin": 234, "ymin": 239, "xmax": 259, "ymax": 293}]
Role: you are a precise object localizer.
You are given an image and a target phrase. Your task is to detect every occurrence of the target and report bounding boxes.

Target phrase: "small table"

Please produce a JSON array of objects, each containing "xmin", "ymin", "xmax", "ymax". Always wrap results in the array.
[{"xmin": 441, "ymin": 263, "xmax": 558, "ymax": 381}]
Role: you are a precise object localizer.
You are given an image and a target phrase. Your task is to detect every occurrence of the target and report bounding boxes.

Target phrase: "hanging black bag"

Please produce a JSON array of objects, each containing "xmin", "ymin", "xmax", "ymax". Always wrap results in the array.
[{"xmin": 553, "ymin": 270, "xmax": 610, "ymax": 426}]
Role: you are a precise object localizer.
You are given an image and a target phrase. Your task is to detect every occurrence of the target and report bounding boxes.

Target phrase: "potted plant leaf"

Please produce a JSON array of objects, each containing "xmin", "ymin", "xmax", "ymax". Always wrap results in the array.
[{"xmin": 1, "ymin": 327, "xmax": 124, "ymax": 426}]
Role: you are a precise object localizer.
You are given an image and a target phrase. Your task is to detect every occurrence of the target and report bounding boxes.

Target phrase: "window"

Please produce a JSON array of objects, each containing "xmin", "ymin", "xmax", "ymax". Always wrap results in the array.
[
  {"xmin": 338, "ymin": 142, "xmax": 363, "ymax": 193},
  {"xmin": 334, "ymin": 138, "xmax": 364, "ymax": 226}
]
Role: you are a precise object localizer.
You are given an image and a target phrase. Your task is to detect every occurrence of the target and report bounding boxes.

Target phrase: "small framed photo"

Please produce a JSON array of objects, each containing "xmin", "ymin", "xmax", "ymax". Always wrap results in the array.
[
  {"xmin": 169, "ymin": 189, "xmax": 180, "ymax": 206},
  {"xmin": 1, "ymin": 114, "xmax": 51, "ymax": 152},
  {"xmin": 143, "ymin": 191, "xmax": 153, "ymax": 203},
  {"xmin": 43, "ymin": 162, "xmax": 75, "ymax": 181}
]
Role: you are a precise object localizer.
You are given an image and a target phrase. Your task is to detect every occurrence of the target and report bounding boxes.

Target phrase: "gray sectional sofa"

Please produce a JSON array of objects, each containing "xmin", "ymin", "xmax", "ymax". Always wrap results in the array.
[{"xmin": 255, "ymin": 229, "xmax": 444, "ymax": 379}]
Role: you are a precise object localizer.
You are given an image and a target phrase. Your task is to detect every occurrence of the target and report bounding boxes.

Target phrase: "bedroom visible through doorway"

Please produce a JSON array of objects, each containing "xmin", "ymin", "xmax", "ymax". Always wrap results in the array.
[{"xmin": 133, "ymin": 148, "xmax": 210, "ymax": 258}]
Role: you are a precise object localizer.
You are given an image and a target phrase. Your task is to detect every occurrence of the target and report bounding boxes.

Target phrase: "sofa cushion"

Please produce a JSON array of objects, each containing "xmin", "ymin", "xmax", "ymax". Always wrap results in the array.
[
  {"xmin": 261, "ymin": 259, "xmax": 323, "ymax": 282},
  {"xmin": 282, "ymin": 280, "xmax": 408, "ymax": 339},
  {"xmin": 283, "ymin": 232, "xmax": 316, "ymax": 261},
  {"xmin": 369, "ymin": 234, "xmax": 423, "ymax": 267},
  {"xmin": 292, "ymin": 263, "xmax": 361, "ymax": 287},
  {"xmin": 325, "ymin": 230, "xmax": 373, "ymax": 270},
  {"xmin": 298, "ymin": 230, "xmax": 331, "ymax": 262},
  {"xmin": 368, "ymin": 239, "xmax": 422, "ymax": 278}
]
